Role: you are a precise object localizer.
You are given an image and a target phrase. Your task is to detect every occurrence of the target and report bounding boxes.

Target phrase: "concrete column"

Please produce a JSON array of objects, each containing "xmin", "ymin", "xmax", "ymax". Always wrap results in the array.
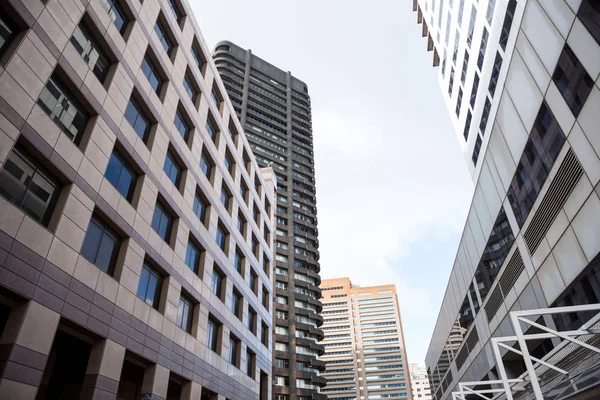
[
  {"xmin": 81, "ymin": 339, "xmax": 126, "ymax": 400},
  {"xmin": 141, "ymin": 363, "xmax": 169, "ymax": 400},
  {"xmin": 217, "ymin": 395, "xmax": 226, "ymax": 400},
  {"xmin": 181, "ymin": 380, "xmax": 202, "ymax": 400},
  {"xmin": 0, "ymin": 301, "xmax": 60, "ymax": 400}
]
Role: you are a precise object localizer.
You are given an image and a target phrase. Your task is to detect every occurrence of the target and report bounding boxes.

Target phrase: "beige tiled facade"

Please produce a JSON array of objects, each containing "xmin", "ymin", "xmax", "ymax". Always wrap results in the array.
[
  {"xmin": 0, "ymin": 0, "xmax": 275, "ymax": 399},
  {"xmin": 319, "ymin": 278, "xmax": 413, "ymax": 400}
]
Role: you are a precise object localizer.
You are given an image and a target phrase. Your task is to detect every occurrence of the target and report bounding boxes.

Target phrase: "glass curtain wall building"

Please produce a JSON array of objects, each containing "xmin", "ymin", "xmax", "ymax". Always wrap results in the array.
[
  {"xmin": 212, "ymin": 41, "xmax": 325, "ymax": 400},
  {"xmin": 412, "ymin": 0, "xmax": 600, "ymax": 399},
  {"xmin": 319, "ymin": 278, "xmax": 413, "ymax": 400},
  {"xmin": 0, "ymin": 0, "xmax": 276, "ymax": 398}
]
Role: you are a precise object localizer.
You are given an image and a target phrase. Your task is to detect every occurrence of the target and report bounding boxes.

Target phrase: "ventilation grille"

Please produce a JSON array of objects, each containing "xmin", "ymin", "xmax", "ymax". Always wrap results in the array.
[
  {"xmin": 455, "ymin": 345, "xmax": 469, "ymax": 370},
  {"xmin": 485, "ymin": 285, "xmax": 504, "ymax": 322},
  {"xmin": 485, "ymin": 250, "xmax": 525, "ymax": 322},
  {"xmin": 524, "ymin": 148, "xmax": 583, "ymax": 254},
  {"xmin": 466, "ymin": 326, "xmax": 479, "ymax": 351}
]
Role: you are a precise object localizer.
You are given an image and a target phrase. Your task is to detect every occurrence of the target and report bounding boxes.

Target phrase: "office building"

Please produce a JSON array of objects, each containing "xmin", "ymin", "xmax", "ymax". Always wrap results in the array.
[
  {"xmin": 410, "ymin": 364, "xmax": 433, "ymax": 400},
  {"xmin": 0, "ymin": 0, "xmax": 276, "ymax": 398},
  {"xmin": 213, "ymin": 42, "xmax": 325, "ymax": 400},
  {"xmin": 413, "ymin": 0, "xmax": 600, "ymax": 398},
  {"xmin": 319, "ymin": 278, "xmax": 412, "ymax": 399}
]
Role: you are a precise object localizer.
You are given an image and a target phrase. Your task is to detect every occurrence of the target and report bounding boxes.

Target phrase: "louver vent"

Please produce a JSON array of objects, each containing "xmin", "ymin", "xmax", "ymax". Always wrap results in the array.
[
  {"xmin": 466, "ymin": 326, "xmax": 479, "ymax": 351},
  {"xmin": 455, "ymin": 345, "xmax": 469, "ymax": 370},
  {"xmin": 524, "ymin": 148, "xmax": 583, "ymax": 254},
  {"xmin": 484, "ymin": 250, "xmax": 525, "ymax": 322}
]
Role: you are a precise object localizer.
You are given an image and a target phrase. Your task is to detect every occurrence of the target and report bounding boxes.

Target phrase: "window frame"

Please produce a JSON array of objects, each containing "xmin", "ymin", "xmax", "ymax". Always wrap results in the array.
[
  {"xmin": 151, "ymin": 200, "xmax": 174, "ymax": 243},
  {"xmin": 137, "ymin": 262, "xmax": 163, "ymax": 309},
  {"xmin": 80, "ymin": 214, "xmax": 121, "ymax": 275}
]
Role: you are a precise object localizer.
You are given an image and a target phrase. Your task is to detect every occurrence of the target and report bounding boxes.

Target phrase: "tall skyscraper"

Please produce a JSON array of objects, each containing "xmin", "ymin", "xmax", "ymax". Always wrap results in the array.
[
  {"xmin": 319, "ymin": 278, "xmax": 412, "ymax": 400},
  {"xmin": 409, "ymin": 364, "xmax": 433, "ymax": 400},
  {"xmin": 413, "ymin": 0, "xmax": 600, "ymax": 399},
  {"xmin": 0, "ymin": 0, "xmax": 276, "ymax": 398},
  {"xmin": 213, "ymin": 42, "xmax": 325, "ymax": 400}
]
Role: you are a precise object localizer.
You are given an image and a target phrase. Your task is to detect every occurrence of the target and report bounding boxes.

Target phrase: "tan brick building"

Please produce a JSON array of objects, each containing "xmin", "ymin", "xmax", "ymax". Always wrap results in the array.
[
  {"xmin": 0, "ymin": 0, "xmax": 275, "ymax": 398},
  {"xmin": 319, "ymin": 278, "xmax": 413, "ymax": 400}
]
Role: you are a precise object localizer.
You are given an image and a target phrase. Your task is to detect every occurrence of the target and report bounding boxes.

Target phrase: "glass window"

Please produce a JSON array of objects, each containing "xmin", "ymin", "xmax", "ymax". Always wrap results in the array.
[
  {"xmin": 100, "ymin": 0, "xmax": 128, "ymax": 35},
  {"xmin": 154, "ymin": 19, "xmax": 173, "ymax": 55},
  {"xmin": 249, "ymin": 270, "xmax": 257, "ymax": 293},
  {"xmin": 237, "ymin": 214, "xmax": 245, "ymax": 234},
  {"xmin": 206, "ymin": 316, "xmax": 220, "ymax": 352},
  {"xmin": 220, "ymin": 188, "xmax": 230, "ymax": 210},
  {"xmin": 216, "ymin": 225, "xmax": 226, "ymax": 251},
  {"xmin": 141, "ymin": 55, "xmax": 163, "ymax": 95},
  {"xmin": 137, "ymin": 263, "xmax": 162, "ymax": 309},
  {"xmin": 105, "ymin": 150, "xmax": 137, "ymax": 202},
  {"xmin": 199, "ymin": 153, "xmax": 212, "ymax": 178},
  {"xmin": 578, "ymin": 0, "xmax": 600, "ymax": 46},
  {"xmin": 193, "ymin": 192, "xmax": 207, "ymax": 222},
  {"xmin": 507, "ymin": 102, "xmax": 566, "ymax": 227},
  {"xmin": 228, "ymin": 335, "xmax": 239, "ymax": 366},
  {"xmin": 466, "ymin": 5, "xmax": 477, "ymax": 46},
  {"xmin": 448, "ymin": 67, "xmax": 455, "ymax": 97},
  {"xmin": 231, "ymin": 291, "xmax": 241, "ymax": 318},
  {"xmin": 174, "ymin": 110, "xmax": 190, "ymax": 141},
  {"xmin": 234, "ymin": 250, "xmax": 243, "ymax": 274},
  {"xmin": 163, "ymin": 151, "xmax": 181, "ymax": 188},
  {"xmin": 479, "ymin": 97, "xmax": 492, "ymax": 135},
  {"xmin": 211, "ymin": 268, "xmax": 223, "ymax": 298},
  {"xmin": 463, "ymin": 110, "xmax": 472, "ymax": 140},
  {"xmin": 239, "ymin": 184, "xmax": 247, "ymax": 201},
  {"xmin": 224, "ymin": 154, "xmax": 233, "ymax": 174},
  {"xmin": 499, "ymin": 0, "xmax": 517, "ymax": 50},
  {"xmin": 124, "ymin": 98, "xmax": 151, "ymax": 142},
  {"xmin": 470, "ymin": 73, "xmax": 480, "ymax": 108},
  {"xmin": 151, "ymin": 201, "xmax": 173, "ymax": 242},
  {"xmin": 488, "ymin": 52, "xmax": 503, "ymax": 97},
  {"xmin": 228, "ymin": 124, "xmax": 236, "ymax": 140},
  {"xmin": 71, "ymin": 22, "xmax": 111, "ymax": 82},
  {"xmin": 38, "ymin": 74, "xmax": 89, "ymax": 144},
  {"xmin": 245, "ymin": 349, "xmax": 254, "ymax": 376},
  {"xmin": 182, "ymin": 74, "xmax": 197, "ymax": 102},
  {"xmin": 0, "ymin": 12, "xmax": 18, "ymax": 57},
  {"xmin": 471, "ymin": 135, "xmax": 483, "ymax": 166},
  {"xmin": 191, "ymin": 43, "xmax": 204, "ymax": 71},
  {"xmin": 477, "ymin": 28, "xmax": 489, "ymax": 71},
  {"xmin": 456, "ymin": 88, "xmax": 463, "ymax": 117},
  {"xmin": 247, "ymin": 308, "xmax": 256, "ymax": 333},
  {"xmin": 185, "ymin": 240, "xmax": 201, "ymax": 273},
  {"xmin": 205, "ymin": 119, "xmax": 216, "ymax": 140},
  {"xmin": 460, "ymin": 50, "xmax": 469, "ymax": 85},
  {"xmin": 167, "ymin": 0, "xmax": 183, "ymax": 23},
  {"xmin": 81, "ymin": 216, "xmax": 120, "ymax": 274},
  {"xmin": 486, "ymin": 0, "xmax": 497, "ymax": 24},
  {"xmin": 0, "ymin": 145, "xmax": 60, "ymax": 226},
  {"xmin": 552, "ymin": 44, "xmax": 594, "ymax": 117},
  {"xmin": 176, "ymin": 295, "xmax": 193, "ymax": 333},
  {"xmin": 211, "ymin": 89, "xmax": 220, "ymax": 106}
]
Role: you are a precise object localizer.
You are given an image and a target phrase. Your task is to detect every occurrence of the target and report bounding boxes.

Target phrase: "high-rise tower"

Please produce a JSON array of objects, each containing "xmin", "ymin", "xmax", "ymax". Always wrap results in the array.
[
  {"xmin": 319, "ymin": 278, "xmax": 413, "ymax": 400},
  {"xmin": 213, "ymin": 42, "xmax": 325, "ymax": 400},
  {"xmin": 413, "ymin": 0, "xmax": 600, "ymax": 399}
]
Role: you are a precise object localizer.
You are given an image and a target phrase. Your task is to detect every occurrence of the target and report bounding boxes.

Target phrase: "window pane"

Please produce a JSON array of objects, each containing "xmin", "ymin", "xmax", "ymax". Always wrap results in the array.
[
  {"xmin": 0, "ymin": 149, "xmax": 34, "ymax": 208},
  {"xmin": 146, "ymin": 272, "xmax": 159, "ymax": 308},
  {"xmin": 137, "ymin": 265, "xmax": 150, "ymax": 299},
  {"xmin": 96, "ymin": 230, "xmax": 118, "ymax": 273},
  {"xmin": 0, "ymin": 13, "xmax": 17, "ymax": 57},
  {"xmin": 578, "ymin": 0, "xmax": 600, "ymax": 46},
  {"xmin": 70, "ymin": 23, "xmax": 110, "ymax": 82},
  {"xmin": 185, "ymin": 242, "xmax": 199, "ymax": 273},
  {"xmin": 552, "ymin": 44, "xmax": 594, "ymax": 117},
  {"xmin": 81, "ymin": 219, "xmax": 103, "ymax": 265},
  {"xmin": 193, "ymin": 194, "xmax": 206, "ymax": 221},
  {"xmin": 141, "ymin": 56, "xmax": 162, "ymax": 94},
  {"xmin": 101, "ymin": 0, "xmax": 128, "ymax": 34},
  {"xmin": 38, "ymin": 76, "xmax": 89, "ymax": 143}
]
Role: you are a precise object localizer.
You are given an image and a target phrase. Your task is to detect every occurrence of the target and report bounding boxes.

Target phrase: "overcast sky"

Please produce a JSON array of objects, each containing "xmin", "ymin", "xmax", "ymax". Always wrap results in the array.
[{"xmin": 192, "ymin": 0, "xmax": 474, "ymax": 365}]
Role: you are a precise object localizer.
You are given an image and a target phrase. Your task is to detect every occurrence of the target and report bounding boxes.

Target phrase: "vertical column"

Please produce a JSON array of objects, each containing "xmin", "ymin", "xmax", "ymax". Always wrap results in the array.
[
  {"xmin": 0, "ymin": 301, "xmax": 60, "ymax": 400},
  {"xmin": 181, "ymin": 380, "xmax": 202, "ymax": 400},
  {"xmin": 141, "ymin": 363, "xmax": 169, "ymax": 400},
  {"xmin": 81, "ymin": 339, "xmax": 126, "ymax": 400},
  {"xmin": 217, "ymin": 395, "xmax": 226, "ymax": 400}
]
